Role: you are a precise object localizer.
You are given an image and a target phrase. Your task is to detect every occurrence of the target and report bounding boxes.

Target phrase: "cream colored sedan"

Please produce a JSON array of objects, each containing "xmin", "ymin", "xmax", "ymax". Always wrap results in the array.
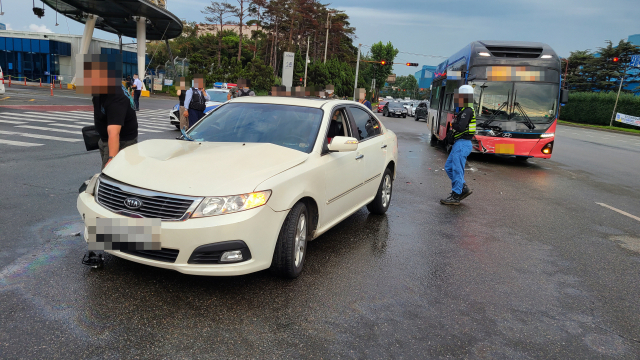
[{"xmin": 77, "ymin": 97, "xmax": 398, "ymax": 278}]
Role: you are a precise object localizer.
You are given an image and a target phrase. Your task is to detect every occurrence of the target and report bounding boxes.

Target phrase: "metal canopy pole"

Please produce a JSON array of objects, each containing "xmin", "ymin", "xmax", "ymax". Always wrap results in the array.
[{"xmin": 303, "ymin": 36, "xmax": 309, "ymax": 87}]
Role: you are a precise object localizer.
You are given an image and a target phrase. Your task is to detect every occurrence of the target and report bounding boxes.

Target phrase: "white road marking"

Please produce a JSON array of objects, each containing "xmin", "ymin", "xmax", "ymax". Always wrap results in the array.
[
  {"xmin": 0, "ymin": 139, "xmax": 44, "ymax": 147},
  {"xmin": 0, "ymin": 116, "xmax": 54, "ymax": 123},
  {"xmin": 16, "ymin": 125, "xmax": 80, "ymax": 134},
  {"xmin": 0, "ymin": 119, "xmax": 28, "ymax": 125},
  {"xmin": 51, "ymin": 123, "xmax": 85, "ymax": 129},
  {"xmin": 0, "ymin": 130, "xmax": 82, "ymax": 142},
  {"xmin": 596, "ymin": 203, "xmax": 640, "ymax": 223}
]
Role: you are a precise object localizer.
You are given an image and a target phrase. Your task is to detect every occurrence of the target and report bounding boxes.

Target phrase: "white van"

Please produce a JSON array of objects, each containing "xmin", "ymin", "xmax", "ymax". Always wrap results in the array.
[{"xmin": 0, "ymin": 66, "xmax": 5, "ymax": 95}]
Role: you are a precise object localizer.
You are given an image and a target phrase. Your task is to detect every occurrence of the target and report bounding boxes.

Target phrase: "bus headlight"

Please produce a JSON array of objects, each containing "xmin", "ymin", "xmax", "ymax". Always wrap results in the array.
[
  {"xmin": 540, "ymin": 133, "xmax": 555, "ymax": 138},
  {"xmin": 541, "ymin": 141, "xmax": 554, "ymax": 154}
]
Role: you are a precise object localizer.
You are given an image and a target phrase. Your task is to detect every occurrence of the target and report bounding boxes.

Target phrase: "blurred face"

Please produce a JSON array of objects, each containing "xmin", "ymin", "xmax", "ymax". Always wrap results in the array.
[
  {"xmin": 194, "ymin": 77, "xmax": 204, "ymax": 89},
  {"xmin": 76, "ymin": 54, "xmax": 122, "ymax": 95},
  {"xmin": 179, "ymin": 77, "xmax": 186, "ymax": 90},
  {"xmin": 455, "ymin": 91, "xmax": 473, "ymax": 107}
]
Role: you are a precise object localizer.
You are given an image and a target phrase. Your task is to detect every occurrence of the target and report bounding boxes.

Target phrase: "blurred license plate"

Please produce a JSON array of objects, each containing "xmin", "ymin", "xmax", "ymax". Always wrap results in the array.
[
  {"xmin": 86, "ymin": 218, "xmax": 161, "ymax": 251},
  {"xmin": 495, "ymin": 143, "xmax": 515, "ymax": 154}
]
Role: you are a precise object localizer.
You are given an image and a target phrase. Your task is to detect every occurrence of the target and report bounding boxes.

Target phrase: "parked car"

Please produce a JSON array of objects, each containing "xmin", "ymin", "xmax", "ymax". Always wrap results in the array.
[
  {"xmin": 377, "ymin": 100, "xmax": 388, "ymax": 113},
  {"xmin": 402, "ymin": 102, "xmax": 414, "ymax": 114},
  {"xmin": 383, "ymin": 101, "xmax": 407, "ymax": 118},
  {"xmin": 78, "ymin": 97, "xmax": 398, "ymax": 278},
  {"xmin": 170, "ymin": 88, "xmax": 230, "ymax": 129},
  {"xmin": 414, "ymin": 101, "xmax": 429, "ymax": 121}
]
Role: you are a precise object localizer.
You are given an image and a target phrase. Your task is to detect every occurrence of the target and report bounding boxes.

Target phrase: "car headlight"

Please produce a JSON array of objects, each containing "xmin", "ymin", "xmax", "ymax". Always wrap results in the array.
[
  {"xmin": 191, "ymin": 190, "xmax": 272, "ymax": 218},
  {"xmin": 173, "ymin": 104, "xmax": 179, "ymax": 111}
]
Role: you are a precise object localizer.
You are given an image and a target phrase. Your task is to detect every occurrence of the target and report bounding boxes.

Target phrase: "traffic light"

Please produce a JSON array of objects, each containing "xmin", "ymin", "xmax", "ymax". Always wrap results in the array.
[
  {"xmin": 406, "ymin": 63, "xmax": 419, "ymax": 67},
  {"xmin": 612, "ymin": 57, "xmax": 619, "ymax": 62},
  {"xmin": 380, "ymin": 60, "xmax": 386, "ymax": 65}
]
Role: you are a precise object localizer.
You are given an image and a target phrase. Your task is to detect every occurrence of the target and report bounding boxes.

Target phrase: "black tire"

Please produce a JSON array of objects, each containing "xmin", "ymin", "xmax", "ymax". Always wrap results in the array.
[
  {"xmin": 174, "ymin": 124, "xmax": 180, "ymax": 130},
  {"xmin": 383, "ymin": 109, "xmax": 388, "ymax": 117},
  {"xmin": 271, "ymin": 202, "xmax": 308, "ymax": 278},
  {"xmin": 430, "ymin": 134, "xmax": 438, "ymax": 147},
  {"xmin": 414, "ymin": 114, "xmax": 420, "ymax": 121},
  {"xmin": 403, "ymin": 114, "xmax": 407, "ymax": 118},
  {"xmin": 367, "ymin": 167, "xmax": 393, "ymax": 215}
]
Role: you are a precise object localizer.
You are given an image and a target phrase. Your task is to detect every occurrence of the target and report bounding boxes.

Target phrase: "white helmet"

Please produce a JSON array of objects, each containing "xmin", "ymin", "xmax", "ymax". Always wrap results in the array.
[{"xmin": 459, "ymin": 85, "xmax": 474, "ymax": 94}]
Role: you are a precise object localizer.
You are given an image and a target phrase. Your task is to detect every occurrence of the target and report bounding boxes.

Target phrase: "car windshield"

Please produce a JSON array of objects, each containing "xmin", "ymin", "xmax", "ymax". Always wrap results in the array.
[
  {"xmin": 186, "ymin": 103, "xmax": 323, "ymax": 153},
  {"xmin": 470, "ymin": 81, "xmax": 558, "ymax": 123},
  {"xmin": 388, "ymin": 102, "xmax": 403, "ymax": 109},
  {"xmin": 206, "ymin": 90, "xmax": 230, "ymax": 103}
]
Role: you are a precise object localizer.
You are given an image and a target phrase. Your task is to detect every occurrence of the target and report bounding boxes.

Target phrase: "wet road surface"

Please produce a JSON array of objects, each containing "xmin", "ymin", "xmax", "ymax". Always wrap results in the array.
[{"xmin": 1, "ymin": 100, "xmax": 639, "ymax": 358}]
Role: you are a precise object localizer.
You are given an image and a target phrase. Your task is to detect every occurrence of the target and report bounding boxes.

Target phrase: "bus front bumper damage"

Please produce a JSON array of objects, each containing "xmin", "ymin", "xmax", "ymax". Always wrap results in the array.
[{"xmin": 473, "ymin": 136, "xmax": 554, "ymax": 158}]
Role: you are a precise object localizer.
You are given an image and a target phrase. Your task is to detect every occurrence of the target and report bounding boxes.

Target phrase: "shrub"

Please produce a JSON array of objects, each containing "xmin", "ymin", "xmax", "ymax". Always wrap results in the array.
[{"xmin": 560, "ymin": 92, "xmax": 640, "ymax": 129}]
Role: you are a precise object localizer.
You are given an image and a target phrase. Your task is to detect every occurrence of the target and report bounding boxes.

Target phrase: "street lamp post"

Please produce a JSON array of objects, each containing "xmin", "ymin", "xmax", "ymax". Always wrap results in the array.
[
  {"xmin": 609, "ymin": 64, "xmax": 628, "ymax": 127},
  {"xmin": 323, "ymin": 12, "xmax": 334, "ymax": 64},
  {"xmin": 353, "ymin": 43, "xmax": 361, "ymax": 100}
]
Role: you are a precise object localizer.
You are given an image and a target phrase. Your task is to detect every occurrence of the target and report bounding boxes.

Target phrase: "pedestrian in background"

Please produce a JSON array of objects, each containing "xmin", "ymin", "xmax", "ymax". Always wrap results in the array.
[
  {"xmin": 183, "ymin": 75, "xmax": 210, "ymax": 128},
  {"xmin": 176, "ymin": 77, "xmax": 188, "ymax": 131},
  {"xmin": 237, "ymin": 79, "xmax": 256, "ymax": 96},
  {"xmin": 227, "ymin": 86, "xmax": 238, "ymax": 100},
  {"xmin": 77, "ymin": 54, "xmax": 138, "ymax": 170},
  {"xmin": 132, "ymin": 73, "xmax": 143, "ymax": 111},
  {"xmin": 440, "ymin": 85, "xmax": 476, "ymax": 205},
  {"xmin": 356, "ymin": 88, "xmax": 372, "ymax": 110}
]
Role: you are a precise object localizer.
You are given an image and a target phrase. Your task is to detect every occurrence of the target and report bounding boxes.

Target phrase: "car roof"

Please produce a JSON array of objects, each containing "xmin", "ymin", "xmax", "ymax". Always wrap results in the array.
[
  {"xmin": 229, "ymin": 96, "xmax": 362, "ymax": 109},
  {"xmin": 206, "ymin": 88, "xmax": 229, "ymax": 92}
]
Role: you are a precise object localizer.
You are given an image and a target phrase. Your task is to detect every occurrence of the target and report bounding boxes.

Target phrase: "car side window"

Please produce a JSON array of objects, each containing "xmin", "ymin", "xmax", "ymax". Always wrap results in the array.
[
  {"xmin": 326, "ymin": 108, "xmax": 350, "ymax": 144},
  {"xmin": 350, "ymin": 107, "xmax": 381, "ymax": 141}
]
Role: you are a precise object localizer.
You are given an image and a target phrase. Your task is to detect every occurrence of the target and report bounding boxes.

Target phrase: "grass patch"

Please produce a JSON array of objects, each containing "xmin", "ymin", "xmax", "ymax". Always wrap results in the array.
[{"xmin": 558, "ymin": 120, "xmax": 640, "ymax": 135}]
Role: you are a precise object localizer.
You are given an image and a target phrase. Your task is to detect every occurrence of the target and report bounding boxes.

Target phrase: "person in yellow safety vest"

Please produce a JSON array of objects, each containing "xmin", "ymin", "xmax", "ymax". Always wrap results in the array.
[{"xmin": 440, "ymin": 84, "xmax": 477, "ymax": 205}]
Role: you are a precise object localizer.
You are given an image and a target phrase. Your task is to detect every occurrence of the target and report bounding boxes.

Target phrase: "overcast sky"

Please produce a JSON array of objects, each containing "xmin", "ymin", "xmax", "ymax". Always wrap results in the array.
[{"xmin": 2, "ymin": 0, "xmax": 638, "ymax": 77}]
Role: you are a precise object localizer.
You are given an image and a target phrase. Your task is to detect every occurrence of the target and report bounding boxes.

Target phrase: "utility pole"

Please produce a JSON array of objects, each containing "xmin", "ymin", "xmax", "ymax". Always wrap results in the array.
[
  {"xmin": 353, "ymin": 43, "xmax": 361, "ymax": 100},
  {"xmin": 323, "ymin": 11, "xmax": 333, "ymax": 64},
  {"xmin": 609, "ymin": 64, "xmax": 628, "ymax": 126},
  {"xmin": 304, "ymin": 36, "xmax": 310, "ymax": 87}
]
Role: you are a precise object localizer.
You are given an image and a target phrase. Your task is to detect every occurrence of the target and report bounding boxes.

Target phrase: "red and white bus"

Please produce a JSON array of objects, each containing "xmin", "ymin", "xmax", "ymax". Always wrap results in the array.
[{"xmin": 427, "ymin": 41, "xmax": 567, "ymax": 159}]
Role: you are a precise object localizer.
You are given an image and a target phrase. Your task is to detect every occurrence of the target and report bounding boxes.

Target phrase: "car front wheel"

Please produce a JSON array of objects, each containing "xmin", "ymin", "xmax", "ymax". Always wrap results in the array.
[
  {"xmin": 271, "ymin": 202, "xmax": 308, "ymax": 278},
  {"xmin": 367, "ymin": 168, "xmax": 393, "ymax": 215}
]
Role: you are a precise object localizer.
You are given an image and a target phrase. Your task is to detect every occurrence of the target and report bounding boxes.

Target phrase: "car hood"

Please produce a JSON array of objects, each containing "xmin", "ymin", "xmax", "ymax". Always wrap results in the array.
[{"xmin": 103, "ymin": 140, "xmax": 309, "ymax": 197}]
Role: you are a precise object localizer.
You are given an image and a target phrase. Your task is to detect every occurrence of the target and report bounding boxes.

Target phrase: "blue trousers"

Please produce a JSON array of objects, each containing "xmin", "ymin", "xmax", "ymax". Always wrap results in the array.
[
  {"xmin": 188, "ymin": 109, "xmax": 205, "ymax": 128},
  {"xmin": 445, "ymin": 139, "xmax": 472, "ymax": 195}
]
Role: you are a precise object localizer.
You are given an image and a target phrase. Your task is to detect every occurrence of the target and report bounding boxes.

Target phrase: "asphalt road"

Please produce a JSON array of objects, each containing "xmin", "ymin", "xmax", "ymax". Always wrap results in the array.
[{"xmin": 1, "ymin": 88, "xmax": 639, "ymax": 359}]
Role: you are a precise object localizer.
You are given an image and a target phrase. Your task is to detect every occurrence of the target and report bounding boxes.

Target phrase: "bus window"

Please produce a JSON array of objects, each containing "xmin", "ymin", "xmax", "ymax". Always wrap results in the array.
[{"xmin": 444, "ymin": 94, "xmax": 454, "ymax": 112}]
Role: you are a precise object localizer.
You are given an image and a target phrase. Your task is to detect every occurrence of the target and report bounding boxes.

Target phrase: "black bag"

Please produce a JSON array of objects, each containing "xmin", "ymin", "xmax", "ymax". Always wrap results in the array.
[
  {"xmin": 82, "ymin": 125, "xmax": 101, "ymax": 151},
  {"xmin": 189, "ymin": 88, "xmax": 207, "ymax": 112}
]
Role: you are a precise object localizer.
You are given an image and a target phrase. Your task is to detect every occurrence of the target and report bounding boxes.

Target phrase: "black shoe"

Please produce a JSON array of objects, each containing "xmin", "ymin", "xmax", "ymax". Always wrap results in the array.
[
  {"xmin": 82, "ymin": 251, "xmax": 104, "ymax": 268},
  {"xmin": 459, "ymin": 184, "xmax": 473, "ymax": 200},
  {"xmin": 440, "ymin": 192, "xmax": 461, "ymax": 205}
]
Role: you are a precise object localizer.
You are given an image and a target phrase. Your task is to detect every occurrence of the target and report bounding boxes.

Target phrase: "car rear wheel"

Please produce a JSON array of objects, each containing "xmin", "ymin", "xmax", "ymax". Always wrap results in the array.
[
  {"xmin": 367, "ymin": 168, "xmax": 393, "ymax": 215},
  {"xmin": 430, "ymin": 133, "xmax": 438, "ymax": 147},
  {"xmin": 271, "ymin": 202, "xmax": 308, "ymax": 278}
]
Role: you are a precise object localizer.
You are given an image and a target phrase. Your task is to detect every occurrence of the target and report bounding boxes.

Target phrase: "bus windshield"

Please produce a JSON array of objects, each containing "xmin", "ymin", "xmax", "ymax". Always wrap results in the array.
[{"xmin": 471, "ymin": 81, "xmax": 558, "ymax": 123}]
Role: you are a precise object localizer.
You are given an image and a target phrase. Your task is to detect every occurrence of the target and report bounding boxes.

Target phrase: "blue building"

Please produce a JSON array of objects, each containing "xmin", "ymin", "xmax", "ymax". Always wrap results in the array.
[
  {"xmin": 414, "ymin": 65, "xmax": 437, "ymax": 90},
  {"xmin": 0, "ymin": 30, "xmax": 146, "ymax": 83}
]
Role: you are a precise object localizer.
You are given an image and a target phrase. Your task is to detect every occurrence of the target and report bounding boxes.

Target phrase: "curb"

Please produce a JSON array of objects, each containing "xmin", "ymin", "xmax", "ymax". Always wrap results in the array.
[{"xmin": 558, "ymin": 122, "xmax": 640, "ymax": 137}]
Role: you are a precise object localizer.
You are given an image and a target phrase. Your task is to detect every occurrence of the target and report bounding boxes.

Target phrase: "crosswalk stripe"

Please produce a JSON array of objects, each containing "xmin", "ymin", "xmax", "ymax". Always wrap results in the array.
[
  {"xmin": 0, "ymin": 116, "xmax": 54, "ymax": 123},
  {"xmin": 0, "ymin": 130, "xmax": 82, "ymax": 142},
  {"xmin": 16, "ymin": 125, "xmax": 80, "ymax": 134},
  {"xmin": 51, "ymin": 123, "xmax": 85, "ymax": 129},
  {"xmin": 0, "ymin": 139, "xmax": 44, "ymax": 147},
  {"xmin": 0, "ymin": 119, "xmax": 28, "ymax": 125}
]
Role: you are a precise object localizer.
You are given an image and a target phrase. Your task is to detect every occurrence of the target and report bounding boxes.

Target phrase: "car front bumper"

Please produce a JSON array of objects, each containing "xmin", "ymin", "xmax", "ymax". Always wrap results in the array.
[
  {"xmin": 77, "ymin": 192, "xmax": 288, "ymax": 276},
  {"xmin": 169, "ymin": 109, "xmax": 179, "ymax": 126}
]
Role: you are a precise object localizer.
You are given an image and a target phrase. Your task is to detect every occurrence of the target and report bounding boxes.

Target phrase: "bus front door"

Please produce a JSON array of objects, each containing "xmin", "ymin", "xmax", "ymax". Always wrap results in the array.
[{"xmin": 435, "ymin": 84, "xmax": 447, "ymax": 140}]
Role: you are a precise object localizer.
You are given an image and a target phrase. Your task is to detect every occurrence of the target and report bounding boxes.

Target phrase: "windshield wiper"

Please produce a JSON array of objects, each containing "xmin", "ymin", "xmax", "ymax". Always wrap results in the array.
[
  {"xmin": 479, "ymin": 101, "xmax": 508, "ymax": 129},
  {"xmin": 180, "ymin": 128, "xmax": 195, "ymax": 141},
  {"xmin": 511, "ymin": 91, "xmax": 536, "ymax": 130}
]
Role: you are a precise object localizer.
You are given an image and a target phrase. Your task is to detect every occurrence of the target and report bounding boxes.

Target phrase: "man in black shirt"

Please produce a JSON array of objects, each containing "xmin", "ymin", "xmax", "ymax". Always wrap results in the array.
[{"xmin": 78, "ymin": 54, "xmax": 138, "ymax": 169}]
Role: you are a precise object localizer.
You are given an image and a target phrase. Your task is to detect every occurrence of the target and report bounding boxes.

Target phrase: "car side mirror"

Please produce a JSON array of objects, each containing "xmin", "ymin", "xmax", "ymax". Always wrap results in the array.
[
  {"xmin": 560, "ymin": 89, "xmax": 569, "ymax": 104},
  {"xmin": 328, "ymin": 136, "xmax": 359, "ymax": 152}
]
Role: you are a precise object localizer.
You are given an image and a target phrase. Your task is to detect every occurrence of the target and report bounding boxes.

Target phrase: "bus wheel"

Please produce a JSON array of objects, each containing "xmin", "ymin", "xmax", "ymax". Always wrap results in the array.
[{"xmin": 430, "ymin": 134, "xmax": 438, "ymax": 147}]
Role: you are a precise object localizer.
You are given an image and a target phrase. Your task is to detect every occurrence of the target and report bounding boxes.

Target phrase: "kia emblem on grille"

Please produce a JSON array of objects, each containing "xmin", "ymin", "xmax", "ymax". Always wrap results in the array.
[{"xmin": 124, "ymin": 197, "xmax": 143, "ymax": 210}]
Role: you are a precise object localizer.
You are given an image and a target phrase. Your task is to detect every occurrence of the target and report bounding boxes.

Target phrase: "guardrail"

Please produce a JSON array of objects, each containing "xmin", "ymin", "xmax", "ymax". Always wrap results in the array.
[{"xmin": 2, "ymin": 75, "xmax": 68, "ymax": 95}]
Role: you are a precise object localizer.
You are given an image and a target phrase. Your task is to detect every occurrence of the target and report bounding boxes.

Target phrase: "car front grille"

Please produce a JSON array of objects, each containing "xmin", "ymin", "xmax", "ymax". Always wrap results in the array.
[
  {"xmin": 120, "ymin": 248, "xmax": 180, "ymax": 263},
  {"xmin": 96, "ymin": 177, "xmax": 202, "ymax": 221}
]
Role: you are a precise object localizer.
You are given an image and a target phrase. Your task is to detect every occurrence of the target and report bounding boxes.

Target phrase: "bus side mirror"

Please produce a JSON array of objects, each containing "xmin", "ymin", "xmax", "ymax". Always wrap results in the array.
[{"xmin": 560, "ymin": 89, "xmax": 569, "ymax": 104}]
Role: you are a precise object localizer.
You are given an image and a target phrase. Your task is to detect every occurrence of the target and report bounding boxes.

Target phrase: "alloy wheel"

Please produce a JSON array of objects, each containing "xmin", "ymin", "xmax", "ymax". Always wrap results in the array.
[
  {"xmin": 381, "ymin": 174, "xmax": 392, "ymax": 208},
  {"xmin": 294, "ymin": 213, "xmax": 306, "ymax": 267}
]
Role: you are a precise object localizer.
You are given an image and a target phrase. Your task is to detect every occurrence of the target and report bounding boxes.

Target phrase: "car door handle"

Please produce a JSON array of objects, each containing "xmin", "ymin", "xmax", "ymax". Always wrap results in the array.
[
  {"xmin": 381, "ymin": 145, "xmax": 387, "ymax": 149},
  {"xmin": 355, "ymin": 154, "xmax": 364, "ymax": 160}
]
